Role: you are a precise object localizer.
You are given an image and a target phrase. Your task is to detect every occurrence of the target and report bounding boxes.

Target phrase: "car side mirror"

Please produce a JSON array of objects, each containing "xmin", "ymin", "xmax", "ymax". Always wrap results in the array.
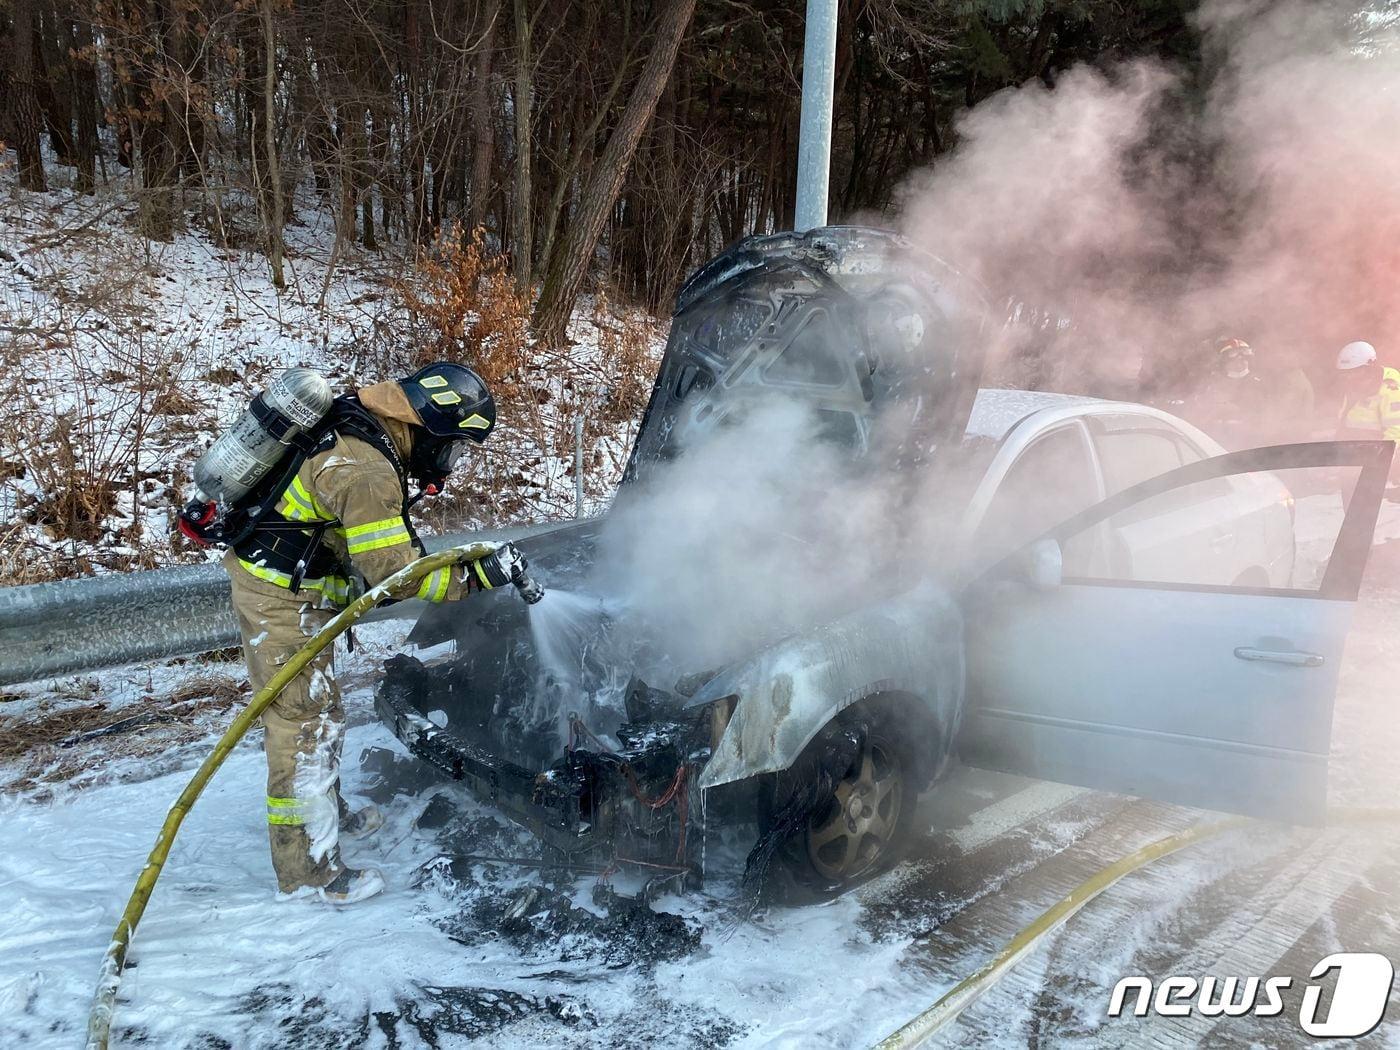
[{"xmin": 1020, "ymin": 538, "xmax": 1063, "ymax": 590}]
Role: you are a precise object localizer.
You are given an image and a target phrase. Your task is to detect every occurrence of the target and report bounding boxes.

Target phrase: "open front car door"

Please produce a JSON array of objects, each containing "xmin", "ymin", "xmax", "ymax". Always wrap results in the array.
[{"xmin": 959, "ymin": 440, "xmax": 1394, "ymax": 824}]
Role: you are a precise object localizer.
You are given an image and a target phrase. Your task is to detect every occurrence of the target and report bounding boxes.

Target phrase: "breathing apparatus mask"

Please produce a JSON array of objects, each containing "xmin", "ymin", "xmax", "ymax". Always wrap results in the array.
[{"xmin": 409, "ymin": 432, "xmax": 470, "ymax": 494}]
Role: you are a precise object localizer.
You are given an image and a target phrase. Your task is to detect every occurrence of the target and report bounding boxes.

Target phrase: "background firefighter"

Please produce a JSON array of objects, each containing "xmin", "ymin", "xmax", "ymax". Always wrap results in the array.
[{"xmin": 223, "ymin": 362, "xmax": 498, "ymax": 904}]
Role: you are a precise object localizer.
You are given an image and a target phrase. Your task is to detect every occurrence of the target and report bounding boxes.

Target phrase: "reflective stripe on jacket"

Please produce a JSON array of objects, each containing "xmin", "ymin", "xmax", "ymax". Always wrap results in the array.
[
  {"xmin": 233, "ymin": 422, "xmax": 464, "ymax": 606},
  {"xmin": 1343, "ymin": 367, "xmax": 1400, "ymax": 441}
]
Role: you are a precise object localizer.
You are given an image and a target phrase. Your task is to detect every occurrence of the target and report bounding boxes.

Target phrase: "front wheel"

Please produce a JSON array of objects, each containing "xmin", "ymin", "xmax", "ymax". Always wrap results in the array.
[{"xmin": 761, "ymin": 717, "xmax": 918, "ymax": 901}]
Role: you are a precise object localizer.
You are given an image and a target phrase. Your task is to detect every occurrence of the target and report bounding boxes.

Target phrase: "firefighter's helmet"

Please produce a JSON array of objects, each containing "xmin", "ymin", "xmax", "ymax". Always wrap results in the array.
[
  {"xmin": 1337, "ymin": 341, "xmax": 1378, "ymax": 371},
  {"xmin": 399, "ymin": 363, "xmax": 497, "ymax": 443}
]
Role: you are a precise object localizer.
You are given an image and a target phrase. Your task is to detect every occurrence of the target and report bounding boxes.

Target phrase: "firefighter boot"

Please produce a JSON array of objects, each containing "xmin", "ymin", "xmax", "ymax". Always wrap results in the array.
[{"xmin": 319, "ymin": 866, "xmax": 386, "ymax": 905}]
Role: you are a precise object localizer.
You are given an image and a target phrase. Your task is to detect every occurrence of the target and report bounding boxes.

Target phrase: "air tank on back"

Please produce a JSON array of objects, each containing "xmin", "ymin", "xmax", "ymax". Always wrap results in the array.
[{"xmin": 192, "ymin": 368, "xmax": 333, "ymax": 506}]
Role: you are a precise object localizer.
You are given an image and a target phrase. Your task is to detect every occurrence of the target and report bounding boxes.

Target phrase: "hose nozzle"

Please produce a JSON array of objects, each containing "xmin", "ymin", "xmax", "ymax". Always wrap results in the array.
[
  {"xmin": 515, "ymin": 572, "xmax": 545, "ymax": 605},
  {"xmin": 472, "ymin": 542, "xmax": 545, "ymax": 603}
]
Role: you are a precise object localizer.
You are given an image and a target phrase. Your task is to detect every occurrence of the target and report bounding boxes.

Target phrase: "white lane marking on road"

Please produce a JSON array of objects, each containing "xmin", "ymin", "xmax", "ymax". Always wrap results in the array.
[{"xmin": 947, "ymin": 783, "xmax": 1091, "ymax": 855}]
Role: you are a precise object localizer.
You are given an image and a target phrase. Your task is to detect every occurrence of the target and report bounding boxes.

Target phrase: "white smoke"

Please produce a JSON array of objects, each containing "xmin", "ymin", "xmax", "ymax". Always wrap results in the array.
[
  {"xmin": 898, "ymin": 0, "xmax": 1400, "ymax": 431},
  {"xmin": 588, "ymin": 0, "xmax": 1400, "ymax": 682},
  {"xmin": 596, "ymin": 398, "xmax": 910, "ymax": 675}
]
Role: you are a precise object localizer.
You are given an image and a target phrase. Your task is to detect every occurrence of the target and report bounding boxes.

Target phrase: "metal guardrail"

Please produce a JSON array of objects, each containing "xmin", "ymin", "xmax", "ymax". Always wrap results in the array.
[{"xmin": 0, "ymin": 519, "xmax": 586, "ymax": 688}]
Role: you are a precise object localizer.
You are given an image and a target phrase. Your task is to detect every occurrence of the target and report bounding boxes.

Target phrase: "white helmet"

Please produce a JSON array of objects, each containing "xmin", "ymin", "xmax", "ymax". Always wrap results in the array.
[{"xmin": 1337, "ymin": 341, "xmax": 1378, "ymax": 370}]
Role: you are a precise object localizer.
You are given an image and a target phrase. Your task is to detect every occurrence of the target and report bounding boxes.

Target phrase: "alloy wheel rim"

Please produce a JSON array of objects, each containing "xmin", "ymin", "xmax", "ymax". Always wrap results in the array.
[{"xmin": 805, "ymin": 735, "xmax": 903, "ymax": 882}]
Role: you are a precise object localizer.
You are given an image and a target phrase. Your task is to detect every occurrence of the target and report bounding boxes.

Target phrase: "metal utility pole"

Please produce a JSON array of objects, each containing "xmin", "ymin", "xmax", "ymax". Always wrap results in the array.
[{"xmin": 794, "ymin": 0, "xmax": 839, "ymax": 232}]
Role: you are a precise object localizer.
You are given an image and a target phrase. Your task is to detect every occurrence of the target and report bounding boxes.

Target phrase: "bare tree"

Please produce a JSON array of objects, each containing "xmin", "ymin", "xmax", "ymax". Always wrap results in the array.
[
  {"xmin": 467, "ymin": 0, "xmax": 504, "ymax": 234},
  {"xmin": 9, "ymin": 0, "xmax": 48, "ymax": 190},
  {"xmin": 259, "ymin": 0, "xmax": 285, "ymax": 286},
  {"xmin": 533, "ymin": 0, "xmax": 697, "ymax": 343},
  {"xmin": 511, "ymin": 0, "xmax": 533, "ymax": 289}
]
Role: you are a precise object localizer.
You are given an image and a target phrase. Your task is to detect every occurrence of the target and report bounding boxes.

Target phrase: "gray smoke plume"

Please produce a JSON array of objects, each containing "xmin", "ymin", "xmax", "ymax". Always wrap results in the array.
[
  {"xmin": 589, "ymin": 0, "xmax": 1400, "ymax": 684},
  {"xmin": 898, "ymin": 0, "xmax": 1400, "ymax": 433}
]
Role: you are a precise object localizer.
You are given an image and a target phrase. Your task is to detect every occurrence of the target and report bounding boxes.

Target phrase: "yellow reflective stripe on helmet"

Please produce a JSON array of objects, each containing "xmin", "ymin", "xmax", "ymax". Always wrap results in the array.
[
  {"xmin": 416, "ymin": 566, "xmax": 451, "ymax": 602},
  {"xmin": 419, "ymin": 375, "xmax": 449, "ymax": 389},
  {"xmin": 431, "ymin": 390, "xmax": 463, "ymax": 406},
  {"xmin": 458, "ymin": 413, "xmax": 491, "ymax": 431},
  {"xmin": 472, "ymin": 558, "xmax": 494, "ymax": 589}
]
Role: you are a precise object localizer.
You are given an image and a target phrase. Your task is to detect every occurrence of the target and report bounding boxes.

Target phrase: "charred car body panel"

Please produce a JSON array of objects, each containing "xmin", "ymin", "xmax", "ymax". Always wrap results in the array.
[{"xmin": 685, "ymin": 584, "xmax": 964, "ymax": 790}]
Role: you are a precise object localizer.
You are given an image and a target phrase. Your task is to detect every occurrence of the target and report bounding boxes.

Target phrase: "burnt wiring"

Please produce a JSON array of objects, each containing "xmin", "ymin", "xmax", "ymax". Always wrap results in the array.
[{"xmin": 567, "ymin": 712, "xmax": 697, "ymax": 871}]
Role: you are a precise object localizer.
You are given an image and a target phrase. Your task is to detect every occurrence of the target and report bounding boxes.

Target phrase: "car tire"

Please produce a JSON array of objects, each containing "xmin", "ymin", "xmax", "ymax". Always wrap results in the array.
[{"xmin": 759, "ymin": 708, "xmax": 919, "ymax": 903}]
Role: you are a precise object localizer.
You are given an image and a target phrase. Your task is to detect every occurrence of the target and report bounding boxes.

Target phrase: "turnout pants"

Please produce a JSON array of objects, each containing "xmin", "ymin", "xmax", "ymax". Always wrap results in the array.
[{"xmin": 225, "ymin": 552, "xmax": 349, "ymax": 893}]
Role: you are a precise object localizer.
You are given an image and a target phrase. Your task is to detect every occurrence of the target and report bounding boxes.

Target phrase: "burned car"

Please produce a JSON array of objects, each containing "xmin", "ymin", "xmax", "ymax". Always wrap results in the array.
[{"xmin": 377, "ymin": 226, "xmax": 1393, "ymax": 898}]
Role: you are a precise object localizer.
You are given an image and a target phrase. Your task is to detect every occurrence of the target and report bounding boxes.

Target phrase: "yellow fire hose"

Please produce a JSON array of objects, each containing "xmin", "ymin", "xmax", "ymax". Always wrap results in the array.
[
  {"xmin": 874, "ymin": 807, "xmax": 1400, "ymax": 1048},
  {"xmin": 85, "ymin": 543, "xmax": 496, "ymax": 1050}
]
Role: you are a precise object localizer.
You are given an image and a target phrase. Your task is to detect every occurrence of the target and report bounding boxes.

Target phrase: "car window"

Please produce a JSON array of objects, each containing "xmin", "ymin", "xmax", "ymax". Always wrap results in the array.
[
  {"xmin": 980, "ymin": 426, "xmax": 1102, "ymax": 567},
  {"xmin": 1095, "ymin": 423, "xmax": 1228, "ymax": 526},
  {"xmin": 1097, "ymin": 428, "xmax": 1185, "ymax": 493},
  {"xmin": 1058, "ymin": 464, "xmax": 1359, "ymax": 591}
]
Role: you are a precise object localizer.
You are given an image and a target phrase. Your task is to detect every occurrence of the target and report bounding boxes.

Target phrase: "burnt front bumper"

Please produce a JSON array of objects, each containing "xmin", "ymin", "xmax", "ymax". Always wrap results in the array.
[
  {"xmin": 374, "ymin": 654, "xmax": 704, "ymax": 873},
  {"xmin": 374, "ymin": 655, "xmax": 597, "ymax": 856}
]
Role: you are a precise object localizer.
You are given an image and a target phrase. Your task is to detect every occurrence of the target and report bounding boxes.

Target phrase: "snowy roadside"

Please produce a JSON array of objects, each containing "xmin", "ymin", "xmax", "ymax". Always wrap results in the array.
[
  {"xmin": 0, "ymin": 678, "xmax": 924, "ymax": 1049},
  {"xmin": 1, "ymin": 169, "xmax": 664, "ymax": 584},
  {"xmin": 1, "ymin": 165, "xmax": 664, "ymax": 797}
]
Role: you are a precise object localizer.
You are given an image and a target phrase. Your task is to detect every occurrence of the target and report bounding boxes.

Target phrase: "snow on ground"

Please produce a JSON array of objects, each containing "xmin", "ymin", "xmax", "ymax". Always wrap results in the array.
[
  {"xmin": 1, "ymin": 165, "xmax": 663, "ymax": 583},
  {"xmin": 0, "ymin": 681, "xmax": 936, "ymax": 1049}
]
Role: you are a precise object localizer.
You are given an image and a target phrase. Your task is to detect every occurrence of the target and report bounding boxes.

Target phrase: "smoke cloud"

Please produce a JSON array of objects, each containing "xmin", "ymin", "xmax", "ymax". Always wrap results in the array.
[
  {"xmin": 596, "ymin": 398, "xmax": 913, "ymax": 675},
  {"xmin": 897, "ymin": 0, "xmax": 1400, "ymax": 423},
  {"xmin": 580, "ymin": 0, "xmax": 1400, "ymax": 690}
]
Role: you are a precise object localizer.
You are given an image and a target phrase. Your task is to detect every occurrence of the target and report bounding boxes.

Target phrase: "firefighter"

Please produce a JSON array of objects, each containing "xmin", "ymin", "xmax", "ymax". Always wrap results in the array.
[
  {"xmin": 1333, "ymin": 341, "xmax": 1400, "ymax": 440},
  {"xmin": 225, "ymin": 362, "xmax": 496, "ymax": 904},
  {"xmin": 1190, "ymin": 337, "xmax": 1316, "ymax": 446},
  {"xmin": 1188, "ymin": 338, "xmax": 1260, "ymax": 445}
]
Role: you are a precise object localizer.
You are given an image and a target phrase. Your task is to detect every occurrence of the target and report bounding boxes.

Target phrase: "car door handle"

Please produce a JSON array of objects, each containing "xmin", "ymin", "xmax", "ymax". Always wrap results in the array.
[{"xmin": 1234, "ymin": 647, "xmax": 1325, "ymax": 668}]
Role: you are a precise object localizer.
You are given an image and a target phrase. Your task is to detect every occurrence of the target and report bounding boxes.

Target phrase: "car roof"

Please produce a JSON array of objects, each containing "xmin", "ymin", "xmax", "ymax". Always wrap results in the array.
[
  {"xmin": 963, "ymin": 387, "xmax": 1226, "ymax": 457},
  {"xmin": 964, "ymin": 388, "xmax": 1107, "ymax": 443}
]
